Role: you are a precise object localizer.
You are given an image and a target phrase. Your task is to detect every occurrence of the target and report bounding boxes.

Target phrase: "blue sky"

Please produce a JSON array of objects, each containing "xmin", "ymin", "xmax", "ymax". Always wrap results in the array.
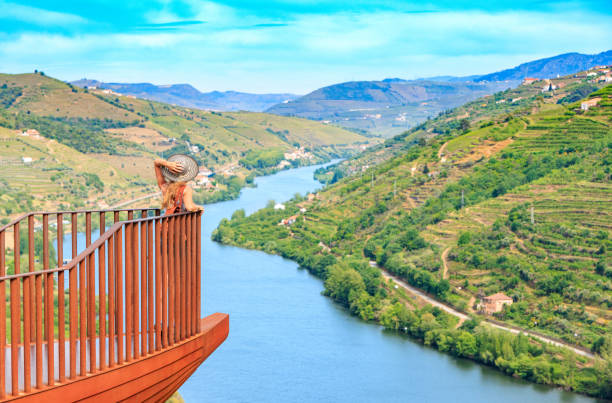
[{"xmin": 0, "ymin": 1, "xmax": 610, "ymax": 93}]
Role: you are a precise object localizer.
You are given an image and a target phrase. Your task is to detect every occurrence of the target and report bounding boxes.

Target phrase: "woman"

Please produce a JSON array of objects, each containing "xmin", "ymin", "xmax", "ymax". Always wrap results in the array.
[{"xmin": 154, "ymin": 157, "xmax": 204, "ymax": 214}]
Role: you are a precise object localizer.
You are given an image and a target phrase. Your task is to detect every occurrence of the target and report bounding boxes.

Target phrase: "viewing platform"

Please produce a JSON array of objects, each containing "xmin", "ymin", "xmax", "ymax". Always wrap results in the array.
[{"xmin": 0, "ymin": 208, "xmax": 228, "ymax": 401}]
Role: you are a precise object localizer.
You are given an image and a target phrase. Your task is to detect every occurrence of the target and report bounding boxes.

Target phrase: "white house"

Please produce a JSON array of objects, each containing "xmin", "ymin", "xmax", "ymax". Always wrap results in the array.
[
  {"xmin": 581, "ymin": 98, "xmax": 601, "ymax": 111},
  {"xmin": 22, "ymin": 157, "xmax": 33, "ymax": 164},
  {"xmin": 274, "ymin": 203, "xmax": 286, "ymax": 210}
]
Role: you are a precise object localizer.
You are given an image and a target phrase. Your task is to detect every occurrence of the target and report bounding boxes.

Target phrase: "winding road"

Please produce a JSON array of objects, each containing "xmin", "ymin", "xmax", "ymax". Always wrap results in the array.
[{"xmin": 380, "ymin": 269, "xmax": 595, "ymax": 359}]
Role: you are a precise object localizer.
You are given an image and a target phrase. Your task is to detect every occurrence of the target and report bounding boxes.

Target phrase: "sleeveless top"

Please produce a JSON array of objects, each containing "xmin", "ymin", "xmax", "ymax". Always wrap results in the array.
[{"xmin": 165, "ymin": 185, "xmax": 187, "ymax": 215}]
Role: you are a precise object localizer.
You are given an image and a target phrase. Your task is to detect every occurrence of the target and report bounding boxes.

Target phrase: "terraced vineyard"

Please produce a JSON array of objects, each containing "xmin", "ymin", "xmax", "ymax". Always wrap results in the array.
[
  {"xmin": 0, "ymin": 72, "xmax": 371, "ymax": 218},
  {"xmin": 214, "ymin": 80, "xmax": 612, "ymax": 398}
]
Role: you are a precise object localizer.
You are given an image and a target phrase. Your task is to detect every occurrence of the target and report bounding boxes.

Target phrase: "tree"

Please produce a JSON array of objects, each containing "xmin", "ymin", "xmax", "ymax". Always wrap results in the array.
[
  {"xmin": 455, "ymin": 331, "xmax": 478, "ymax": 357},
  {"xmin": 324, "ymin": 265, "xmax": 365, "ymax": 307},
  {"xmin": 595, "ymin": 336, "xmax": 612, "ymax": 398}
]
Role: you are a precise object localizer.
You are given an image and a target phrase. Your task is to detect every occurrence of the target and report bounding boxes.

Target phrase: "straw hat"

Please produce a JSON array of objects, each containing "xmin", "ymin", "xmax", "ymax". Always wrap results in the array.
[{"xmin": 162, "ymin": 154, "xmax": 199, "ymax": 183}]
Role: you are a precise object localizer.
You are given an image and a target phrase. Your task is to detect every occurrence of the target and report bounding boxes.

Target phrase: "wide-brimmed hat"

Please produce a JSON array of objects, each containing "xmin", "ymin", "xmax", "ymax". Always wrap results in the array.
[{"xmin": 162, "ymin": 154, "xmax": 199, "ymax": 183}]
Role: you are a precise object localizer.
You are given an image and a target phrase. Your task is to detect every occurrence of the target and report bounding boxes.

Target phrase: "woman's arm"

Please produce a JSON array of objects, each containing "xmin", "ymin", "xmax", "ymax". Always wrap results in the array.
[
  {"xmin": 182, "ymin": 186, "xmax": 204, "ymax": 212},
  {"xmin": 154, "ymin": 159, "xmax": 183, "ymax": 190}
]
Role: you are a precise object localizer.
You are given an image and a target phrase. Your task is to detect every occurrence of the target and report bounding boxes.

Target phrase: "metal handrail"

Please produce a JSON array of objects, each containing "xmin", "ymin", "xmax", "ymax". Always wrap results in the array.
[
  {"xmin": 0, "ymin": 208, "xmax": 202, "ymax": 397},
  {"xmin": 0, "ymin": 208, "xmax": 161, "ymax": 233}
]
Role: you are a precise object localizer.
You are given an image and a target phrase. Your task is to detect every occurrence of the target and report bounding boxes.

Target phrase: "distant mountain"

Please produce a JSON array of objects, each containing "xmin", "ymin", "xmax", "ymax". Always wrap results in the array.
[
  {"xmin": 475, "ymin": 50, "xmax": 612, "ymax": 82},
  {"xmin": 70, "ymin": 79, "xmax": 299, "ymax": 112},
  {"xmin": 266, "ymin": 79, "xmax": 512, "ymax": 137},
  {"xmin": 266, "ymin": 50, "xmax": 612, "ymax": 136}
]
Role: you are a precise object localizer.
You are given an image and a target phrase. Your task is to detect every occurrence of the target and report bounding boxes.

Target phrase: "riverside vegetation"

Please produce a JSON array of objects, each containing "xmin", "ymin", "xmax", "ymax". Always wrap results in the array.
[
  {"xmin": 214, "ymin": 75, "xmax": 612, "ymax": 399},
  {"xmin": 0, "ymin": 72, "xmax": 371, "ymax": 219}
]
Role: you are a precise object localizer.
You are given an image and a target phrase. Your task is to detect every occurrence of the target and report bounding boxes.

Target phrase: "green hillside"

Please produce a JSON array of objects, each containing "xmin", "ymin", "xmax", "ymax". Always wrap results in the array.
[
  {"xmin": 214, "ymin": 79, "xmax": 612, "ymax": 398},
  {"xmin": 0, "ymin": 72, "xmax": 371, "ymax": 217},
  {"xmin": 315, "ymin": 70, "xmax": 609, "ymax": 184}
]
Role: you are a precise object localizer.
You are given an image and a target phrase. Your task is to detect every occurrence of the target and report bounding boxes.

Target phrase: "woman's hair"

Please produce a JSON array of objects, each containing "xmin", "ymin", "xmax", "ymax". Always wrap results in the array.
[{"xmin": 162, "ymin": 181, "xmax": 187, "ymax": 209}]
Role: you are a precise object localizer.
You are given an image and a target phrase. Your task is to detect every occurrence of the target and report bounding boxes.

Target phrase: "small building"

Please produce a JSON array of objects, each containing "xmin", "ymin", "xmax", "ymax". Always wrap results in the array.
[
  {"xmin": 522, "ymin": 78, "xmax": 538, "ymax": 85},
  {"xmin": 274, "ymin": 203, "xmax": 285, "ymax": 210},
  {"xmin": 581, "ymin": 98, "xmax": 601, "ymax": 111},
  {"xmin": 278, "ymin": 215, "xmax": 299, "ymax": 226},
  {"xmin": 478, "ymin": 292, "xmax": 513, "ymax": 315},
  {"xmin": 22, "ymin": 157, "xmax": 33, "ymax": 164},
  {"xmin": 195, "ymin": 174, "xmax": 210, "ymax": 185},
  {"xmin": 278, "ymin": 160, "xmax": 291, "ymax": 169}
]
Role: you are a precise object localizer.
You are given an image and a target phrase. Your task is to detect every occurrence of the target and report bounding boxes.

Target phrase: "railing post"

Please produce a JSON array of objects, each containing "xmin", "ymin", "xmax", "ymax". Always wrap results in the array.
[
  {"xmin": 79, "ymin": 261, "xmax": 86, "ymax": 376},
  {"xmin": 125, "ymin": 221, "xmax": 133, "ymax": 362},
  {"xmin": 71, "ymin": 213, "xmax": 77, "ymax": 260},
  {"xmin": 141, "ymin": 211, "xmax": 148, "ymax": 356},
  {"xmin": 116, "ymin": 226, "xmax": 124, "ymax": 365},
  {"xmin": 168, "ymin": 217, "xmax": 176, "ymax": 345},
  {"xmin": 179, "ymin": 215, "xmax": 186, "ymax": 341},
  {"xmin": 108, "ymin": 233, "xmax": 115, "ymax": 368},
  {"xmin": 13, "ymin": 222, "xmax": 19, "ymax": 275},
  {"xmin": 186, "ymin": 214, "xmax": 192, "ymax": 337},
  {"xmin": 25, "ymin": 217, "xmax": 33, "ymax": 392},
  {"xmin": 196, "ymin": 211, "xmax": 202, "ymax": 333},
  {"xmin": 44, "ymin": 214, "xmax": 54, "ymax": 386},
  {"xmin": 99, "ymin": 213, "xmax": 106, "ymax": 371},
  {"xmin": 10, "ymin": 278, "xmax": 19, "ymax": 396},
  {"xmin": 174, "ymin": 215, "xmax": 180, "ymax": 342},
  {"xmin": 57, "ymin": 213, "xmax": 66, "ymax": 383},
  {"xmin": 35, "ymin": 274, "xmax": 42, "ymax": 389},
  {"xmin": 148, "ymin": 218, "xmax": 154, "ymax": 353},
  {"xmin": 161, "ymin": 217, "xmax": 168, "ymax": 348},
  {"xmin": 69, "ymin": 259, "xmax": 77, "ymax": 379},
  {"xmin": 154, "ymin": 217, "xmax": 162, "ymax": 351},
  {"xmin": 86, "ymin": 213, "xmax": 96, "ymax": 373}
]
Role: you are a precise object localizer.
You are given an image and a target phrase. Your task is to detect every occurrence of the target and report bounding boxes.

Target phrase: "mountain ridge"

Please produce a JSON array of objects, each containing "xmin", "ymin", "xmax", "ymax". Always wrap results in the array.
[
  {"xmin": 70, "ymin": 79, "xmax": 299, "ymax": 112},
  {"xmin": 265, "ymin": 50, "xmax": 611, "ymax": 137},
  {"xmin": 475, "ymin": 50, "xmax": 612, "ymax": 82}
]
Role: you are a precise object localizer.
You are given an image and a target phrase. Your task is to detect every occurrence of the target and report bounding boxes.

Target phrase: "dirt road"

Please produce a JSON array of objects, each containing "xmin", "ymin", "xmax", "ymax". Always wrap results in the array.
[{"xmin": 380, "ymin": 269, "xmax": 595, "ymax": 359}]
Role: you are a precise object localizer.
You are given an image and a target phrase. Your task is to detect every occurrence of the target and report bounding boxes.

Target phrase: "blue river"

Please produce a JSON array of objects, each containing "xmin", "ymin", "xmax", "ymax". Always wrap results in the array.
[{"xmin": 176, "ymin": 162, "xmax": 597, "ymax": 403}]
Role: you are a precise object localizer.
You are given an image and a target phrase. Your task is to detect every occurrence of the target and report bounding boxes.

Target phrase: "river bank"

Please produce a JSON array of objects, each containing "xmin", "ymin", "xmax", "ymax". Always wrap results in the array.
[{"xmin": 178, "ymin": 163, "xmax": 601, "ymax": 402}]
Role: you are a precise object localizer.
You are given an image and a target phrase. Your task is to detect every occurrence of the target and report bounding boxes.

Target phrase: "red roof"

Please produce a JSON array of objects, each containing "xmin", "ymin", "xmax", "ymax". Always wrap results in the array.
[{"xmin": 484, "ymin": 292, "xmax": 512, "ymax": 302}]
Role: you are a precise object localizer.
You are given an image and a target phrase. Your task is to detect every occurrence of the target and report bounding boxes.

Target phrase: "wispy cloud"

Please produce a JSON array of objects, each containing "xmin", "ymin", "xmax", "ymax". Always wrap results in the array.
[
  {"xmin": 0, "ymin": 1, "xmax": 87, "ymax": 26},
  {"xmin": 137, "ymin": 20, "xmax": 206, "ymax": 29}
]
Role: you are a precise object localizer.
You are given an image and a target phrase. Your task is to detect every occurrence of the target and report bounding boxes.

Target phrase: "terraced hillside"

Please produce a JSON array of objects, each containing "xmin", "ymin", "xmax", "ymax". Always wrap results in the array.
[
  {"xmin": 0, "ymin": 72, "xmax": 371, "ymax": 218},
  {"xmin": 214, "ymin": 82, "xmax": 612, "ymax": 398},
  {"xmin": 314, "ymin": 70, "xmax": 609, "ymax": 184}
]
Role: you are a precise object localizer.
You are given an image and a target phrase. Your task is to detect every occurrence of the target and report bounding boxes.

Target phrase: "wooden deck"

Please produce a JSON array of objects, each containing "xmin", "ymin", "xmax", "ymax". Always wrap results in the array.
[{"xmin": 3, "ymin": 313, "xmax": 228, "ymax": 402}]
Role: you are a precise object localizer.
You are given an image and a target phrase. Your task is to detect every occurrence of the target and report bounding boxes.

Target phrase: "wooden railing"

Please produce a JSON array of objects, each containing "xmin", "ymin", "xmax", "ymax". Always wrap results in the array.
[{"xmin": 0, "ymin": 208, "xmax": 202, "ymax": 397}]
